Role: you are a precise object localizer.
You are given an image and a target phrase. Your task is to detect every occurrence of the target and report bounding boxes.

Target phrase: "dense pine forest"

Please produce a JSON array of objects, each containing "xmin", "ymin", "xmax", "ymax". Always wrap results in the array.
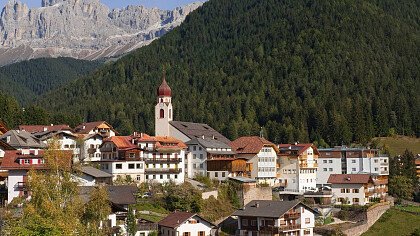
[
  {"xmin": 3, "ymin": 0, "xmax": 418, "ymax": 145},
  {"xmin": 0, "ymin": 58, "xmax": 101, "ymax": 104}
]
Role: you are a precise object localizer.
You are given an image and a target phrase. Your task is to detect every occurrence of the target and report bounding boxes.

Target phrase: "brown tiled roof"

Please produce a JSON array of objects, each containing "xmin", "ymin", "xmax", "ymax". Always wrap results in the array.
[
  {"xmin": 327, "ymin": 174, "xmax": 372, "ymax": 184},
  {"xmin": 135, "ymin": 135, "xmax": 187, "ymax": 150},
  {"xmin": 19, "ymin": 124, "xmax": 71, "ymax": 133},
  {"xmin": 104, "ymin": 136, "xmax": 136, "ymax": 150},
  {"xmin": 230, "ymin": 136, "xmax": 278, "ymax": 155},
  {"xmin": 0, "ymin": 121, "xmax": 8, "ymax": 135},
  {"xmin": 233, "ymin": 200, "xmax": 317, "ymax": 218},
  {"xmin": 0, "ymin": 150, "xmax": 72, "ymax": 170},
  {"xmin": 170, "ymin": 121, "xmax": 230, "ymax": 144},
  {"xmin": 79, "ymin": 185, "xmax": 137, "ymax": 205},
  {"xmin": 74, "ymin": 121, "xmax": 116, "ymax": 134},
  {"xmin": 158, "ymin": 212, "xmax": 214, "ymax": 229}
]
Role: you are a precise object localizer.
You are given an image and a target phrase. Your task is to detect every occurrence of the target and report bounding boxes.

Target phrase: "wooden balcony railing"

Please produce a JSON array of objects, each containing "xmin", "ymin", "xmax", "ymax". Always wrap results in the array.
[
  {"xmin": 284, "ymin": 212, "xmax": 300, "ymax": 219},
  {"xmin": 145, "ymin": 168, "xmax": 182, "ymax": 174},
  {"xmin": 144, "ymin": 158, "xmax": 182, "ymax": 164},
  {"xmin": 15, "ymin": 182, "xmax": 27, "ymax": 190}
]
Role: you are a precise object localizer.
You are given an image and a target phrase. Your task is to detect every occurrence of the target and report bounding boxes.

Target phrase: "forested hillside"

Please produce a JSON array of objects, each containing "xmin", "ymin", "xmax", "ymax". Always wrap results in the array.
[
  {"xmin": 38, "ymin": 0, "xmax": 419, "ymax": 145},
  {"xmin": 0, "ymin": 58, "xmax": 101, "ymax": 104}
]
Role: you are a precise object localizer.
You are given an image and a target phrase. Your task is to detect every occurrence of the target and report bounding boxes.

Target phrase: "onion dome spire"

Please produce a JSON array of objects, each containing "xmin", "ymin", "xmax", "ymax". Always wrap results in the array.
[{"xmin": 157, "ymin": 68, "xmax": 172, "ymax": 97}]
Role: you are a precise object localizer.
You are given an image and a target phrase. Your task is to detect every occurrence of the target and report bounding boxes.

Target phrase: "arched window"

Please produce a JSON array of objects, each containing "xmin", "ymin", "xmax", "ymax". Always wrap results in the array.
[
  {"xmin": 169, "ymin": 109, "xmax": 172, "ymax": 119},
  {"xmin": 160, "ymin": 109, "xmax": 165, "ymax": 118},
  {"xmin": 160, "ymin": 98, "xmax": 163, "ymax": 103}
]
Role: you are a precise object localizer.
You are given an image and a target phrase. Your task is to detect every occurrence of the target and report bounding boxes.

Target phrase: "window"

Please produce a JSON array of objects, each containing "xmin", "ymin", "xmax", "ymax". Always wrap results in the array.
[
  {"xmin": 160, "ymin": 109, "xmax": 164, "ymax": 118},
  {"xmin": 193, "ymin": 146, "xmax": 197, "ymax": 151},
  {"xmin": 136, "ymin": 163, "xmax": 143, "ymax": 169},
  {"xmin": 183, "ymin": 233, "xmax": 190, "ymax": 236},
  {"xmin": 24, "ymin": 159, "xmax": 30, "ymax": 164},
  {"xmin": 160, "ymin": 175, "xmax": 163, "ymax": 179},
  {"xmin": 199, "ymin": 146, "xmax": 202, "ymax": 151},
  {"xmin": 175, "ymin": 175, "xmax": 178, "ymax": 179},
  {"xmin": 374, "ymin": 159, "xmax": 378, "ymax": 163},
  {"xmin": 329, "ymin": 160, "xmax": 333, "ymax": 163},
  {"xmin": 222, "ymin": 172, "xmax": 226, "ymax": 177},
  {"xmin": 153, "ymin": 175, "xmax": 156, "ymax": 179},
  {"xmin": 215, "ymin": 172, "xmax": 218, "ymax": 177},
  {"xmin": 198, "ymin": 231, "xmax": 205, "ymax": 236},
  {"xmin": 169, "ymin": 109, "xmax": 172, "ymax": 119},
  {"xmin": 352, "ymin": 189, "xmax": 359, "ymax": 193},
  {"xmin": 193, "ymin": 154, "xmax": 196, "ymax": 159},
  {"xmin": 199, "ymin": 163, "xmax": 203, "ymax": 169},
  {"xmin": 200, "ymin": 154, "xmax": 203, "ymax": 159},
  {"xmin": 116, "ymin": 164, "xmax": 122, "ymax": 169},
  {"xmin": 251, "ymin": 220, "xmax": 257, "ymax": 226},
  {"xmin": 329, "ymin": 168, "xmax": 333, "ymax": 171},
  {"xmin": 352, "ymin": 160, "xmax": 356, "ymax": 163},
  {"xmin": 305, "ymin": 218, "xmax": 310, "ymax": 224},
  {"xmin": 374, "ymin": 168, "xmax": 378, "ymax": 171},
  {"xmin": 304, "ymin": 229, "xmax": 311, "ymax": 235},
  {"xmin": 346, "ymin": 189, "xmax": 351, "ymax": 193},
  {"xmin": 128, "ymin": 164, "xmax": 135, "ymax": 169},
  {"xmin": 323, "ymin": 160, "xmax": 327, "ymax": 163},
  {"xmin": 341, "ymin": 188, "xmax": 346, "ymax": 193},
  {"xmin": 136, "ymin": 175, "xmax": 141, "ymax": 181},
  {"xmin": 167, "ymin": 174, "xmax": 170, "ymax": 179},
  {"xmin": 64, "ymin": 144, "xmax": 69, "ymax": 148},
  {"xmin": 352, "ymin": 168, "xmax": 356, "ymax": 171},
  {"xmin": 323, "ymin": 168, "xmax": 327, "ymax": 171},
  {"xmin": 146, "ymin": 175, "xmax": 148, "ymax": 179},
  {"xmin": 353, "ymin": 198, "xmax": 360, "ymax": 204},
  {"xmin": 242, "ymin": 219, "xmax": 248, "ymax": 226},
  {"xmin": 129, "ymin": 153, "xmax": 135, "ymax": 158}
]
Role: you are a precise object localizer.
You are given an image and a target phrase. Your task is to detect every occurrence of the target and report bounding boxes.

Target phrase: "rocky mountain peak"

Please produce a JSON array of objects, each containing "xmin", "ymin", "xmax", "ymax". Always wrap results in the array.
[{"xmin": 0, "ymin": 0, "xmax": 203, "ymax": 66}]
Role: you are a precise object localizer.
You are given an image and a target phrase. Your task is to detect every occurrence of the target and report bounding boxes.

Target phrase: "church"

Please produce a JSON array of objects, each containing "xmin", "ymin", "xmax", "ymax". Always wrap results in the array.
[{"xmin": 154, "ymin": 75, "xmax": 230, "ymax": 144}]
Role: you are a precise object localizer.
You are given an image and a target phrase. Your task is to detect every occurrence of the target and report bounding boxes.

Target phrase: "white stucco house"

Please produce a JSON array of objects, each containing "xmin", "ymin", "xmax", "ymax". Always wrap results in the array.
[{"xmin": 159, "ymin": 212, "xmax": 216, "ymax": 236}]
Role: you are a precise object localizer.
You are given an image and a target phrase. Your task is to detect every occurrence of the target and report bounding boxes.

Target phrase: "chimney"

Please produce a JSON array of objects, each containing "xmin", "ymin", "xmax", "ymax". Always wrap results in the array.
[
  {"xmin": 202, "ymin": 135, "xmax": 205, "ymax": 139},
  {"xmin": 212, "ymin": 135, "xmax": 215, "ymax": 139},
  {"xmin": 82, "ymin": 125, "xmax": 86, "ymax": 130},
  {"xmin": 43, "ymin": 127, "xmax": 48, "ymax": 132},
  {"xmin": 255, "ymin": 202, "xmax": 259, "ymax": 208}
]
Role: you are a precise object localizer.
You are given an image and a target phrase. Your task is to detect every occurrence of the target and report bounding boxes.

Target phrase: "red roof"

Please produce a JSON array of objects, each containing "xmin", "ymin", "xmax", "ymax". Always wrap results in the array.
[
  {"xmin": 104, "ymin": 136, "xmax": 136, "ymax": 150},
  {"xmin": 157, "ymin": 77, "xmax": 171, "ymax": 97},
  {"xmin": 1, "ymin": 150, "xmax": 47, "ymax": 170},
  {"xmin": 230, "ymin": 136, "xmax": 278, "ymax": 154},
  {"xmin": 19, "ymin": 124, "xmax": 71, "ymax": 133},
  {"xmin": 0, "ymin": 121, "xmax": 8, "ymax": 134},
  {"xmin": 135, "ymin": 134, "xmax": 187, "ymax": 150},
  {"xmin": 327, "ymin": 174, "xmax": 372, "ymax": 184}
]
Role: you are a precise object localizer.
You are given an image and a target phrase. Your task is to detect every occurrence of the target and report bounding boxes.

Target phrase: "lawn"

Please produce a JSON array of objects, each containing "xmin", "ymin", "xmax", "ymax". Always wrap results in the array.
[
  {"xmin": 373, "ymin": 136, "xmax": 420, "ymax": 157},
  {"xmin": 362, "ymin": 208, "xmax": 420, "ymax": 236},
  {"xmin": 395, "ymin": 205, "xmax": 420, "ymax": 213}
]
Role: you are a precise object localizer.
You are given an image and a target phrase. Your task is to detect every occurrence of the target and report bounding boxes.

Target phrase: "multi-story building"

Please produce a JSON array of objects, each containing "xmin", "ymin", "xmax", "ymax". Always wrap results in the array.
[
  {"xmin": 135, "ymin": 134, "xmax": 186, "ymax": 184},
  {"xmin": 36, "ymin": 130, "xmax": 80, "ymax": 161},
  {"xmin": 230, "ymin": 136, "xmax": 278, "ymax": 186},
  {"xmin": 317, "ymin": 147, "xmax": 389, "ymax": 186},
  {"xmin": 233, "ymin": 200, "xmax": 316, "ymax": 236},
  {"xmin": 97, "ymin": 136, "xmax": 145, "ymax": 183},
  {"xmin": 328, "ymin": 174, "xmax": 388, "ymax": 205},
  {"xmin": 185, "ymin": 137, "xmax": 246, "ymax": 180},
  {"xmin": 277, "ymin": 143, "xmax": 318, "ymax": 192},
  {"xmin": 0, "ymin": 130, "xmax": 46, "ymax": 150},
  {"xmin": 0, "ymin": 149, "xmax": 71, "ymax": 203}
]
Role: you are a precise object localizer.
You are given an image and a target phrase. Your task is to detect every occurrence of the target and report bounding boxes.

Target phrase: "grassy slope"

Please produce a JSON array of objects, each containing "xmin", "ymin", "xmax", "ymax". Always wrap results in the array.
[
  {"xmin": 362, "ymin": 208, "xmax": 420, "ymax": 236},
  {"xmin": 373, "ymin": 136, "xmax": 420, "ymax": 157}
]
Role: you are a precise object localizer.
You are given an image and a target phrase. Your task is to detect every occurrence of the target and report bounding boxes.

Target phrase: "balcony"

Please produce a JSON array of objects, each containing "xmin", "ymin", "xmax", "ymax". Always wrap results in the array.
[
  {"xmin": 299, "ymin": 162, "xmax": 318, "ymax": 168},
  {"xmin": 280, "ymin": 224, "xmax": 301, "ymax": 231},
  {"xmin": 284, "ymin": 212, "xmax": 300, "ymax": 219},
  {"xmin": 380, "ymin": 162, "xmax": 388, "ymax": 166},
  {"xmin": 15, "ymin": 182, "xmax": 27, "ymax": 190},
  {"xmin": 145, "ymin": 168, "xmax": 182, "ymax": 174},
  {"xmin": 380, "ymin": 170, "xmax": 389, "ymax": 175},
  {"xmin": 144, "ymin": 158, "xmax": 182, "ymax": 164},
  {"xmin": 137, "ymin": 223, "xmax": 158, "ymax": 231}
]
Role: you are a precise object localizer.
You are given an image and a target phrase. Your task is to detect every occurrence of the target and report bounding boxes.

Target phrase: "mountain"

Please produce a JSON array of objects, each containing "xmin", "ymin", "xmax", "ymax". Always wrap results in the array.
[
  {"xmin": 0, "ymin": 0, "xmax": 202, "ymax": 66},
  {"xmin": 39, "ymin": 0, "xmax": 420, "ymax": 145},
  {"xmin": 0, "ymin": 57, "xmax": 101, "ymax": 104}
]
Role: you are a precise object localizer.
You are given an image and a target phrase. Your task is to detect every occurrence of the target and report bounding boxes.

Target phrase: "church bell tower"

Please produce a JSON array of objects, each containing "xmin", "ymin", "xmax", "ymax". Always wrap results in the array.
[{"xmin": 155, "ymin": 72, "xmax": 173, "ymax": 136}]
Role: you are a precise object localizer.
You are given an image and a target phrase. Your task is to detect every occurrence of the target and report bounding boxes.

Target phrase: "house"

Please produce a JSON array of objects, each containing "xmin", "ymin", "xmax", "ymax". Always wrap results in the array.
[
  {"xmin": 135, "ymin": 134, "xmax": 186, "ymax": 184},
  {"xmin": 76, "ymin": 166, "xmax": 113, "ymax": 186},
  {"xmin": 233, "ymin": 200, "xmax": 316, "ymax": 236},
  {"xmin": 230, "ymin": 136, "xmax": 278, "ymax": 186},
  {"xmin": 0, "ymin": 130, "xmax": 46, "ymax": 150},
  {"xmin": 317, "ymin": 147, "xmax": 389, "ymax": 186},
  {"xmin": 79, "ymin": 133, "xmax": 104, "ymax": 162},
  {"xmin": 158, "ymin": 211, "xmax": 216, "ymax": 236},
  {"xmin": 185, "ymin": 137, "xmax": 246, "ymax": 180},
  {"xmin": 36, "ymin": 130, "xmax": 81, "ymax": 161},
  {"xmin": 0, "ymin": 139, "xmax": 15, "ymax": 158},
  {"xmin": 327, "ymin": 174, "xmax": 387, "ymax": 205},
  {"xmin": 154, "ymin": 75, "xmax": 230, "ymax": 145},
  {"xmin": 97, "ymin": 136, "xmax": 145, "ymax": 183},
  {"xmin": 277, "ymin": 143, "xmax": 318, "ymax": 192},
  {"xmin": 79, "ymin": 185, "xmax": 142, "ymax": 235},
  {"xmin": 74, "ymin": 121, "xmax": 117, "ymax": 138},
  {"xmin": 19, "ymin": 124, "xmax": 72, "ymax": 134},
  {"xmin": 0, "ymin": 149, "xmax": 71, "ymax": 202},
  {"xmin": 416, "ymin": 156, "xmax": 420, "ymax": 178}
]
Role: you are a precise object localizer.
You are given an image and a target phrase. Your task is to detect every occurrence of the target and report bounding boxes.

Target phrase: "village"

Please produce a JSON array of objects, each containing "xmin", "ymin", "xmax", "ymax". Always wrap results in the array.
[{"xmin": 0, "ymin": 77, "xmax": 412, "ymax": 236}]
